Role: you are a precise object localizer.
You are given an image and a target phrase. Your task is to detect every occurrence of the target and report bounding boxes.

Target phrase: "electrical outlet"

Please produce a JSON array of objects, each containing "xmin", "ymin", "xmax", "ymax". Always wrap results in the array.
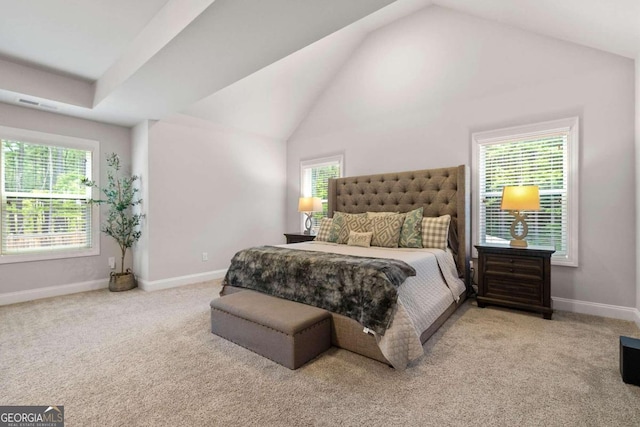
[
  {"xmin": 108, "ymin": 257, "xmax": 115, "ymax": 269},
  {"xmin": 469, "ymin": 260, "xmax": 474, "ymax": 269},
  {"xmin": 202, "ymin": 252, "xmax": 208, "ymax": 262}
]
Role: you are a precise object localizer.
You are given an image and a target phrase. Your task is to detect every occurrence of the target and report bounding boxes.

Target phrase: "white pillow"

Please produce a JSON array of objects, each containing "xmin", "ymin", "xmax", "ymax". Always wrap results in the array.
[{"xmin": 347, "ymin": 231, "xmax": 373, "ymax": 248}]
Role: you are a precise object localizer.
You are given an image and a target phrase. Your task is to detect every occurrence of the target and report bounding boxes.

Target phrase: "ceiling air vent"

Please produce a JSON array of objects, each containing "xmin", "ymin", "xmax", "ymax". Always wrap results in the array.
[
  {"xmin": 17, "ymin": 98, "xmax": 38, "ymax": 106},
  {"xmin": 16, "ymin": 97, "xmax": 59, "ymax": 111}
]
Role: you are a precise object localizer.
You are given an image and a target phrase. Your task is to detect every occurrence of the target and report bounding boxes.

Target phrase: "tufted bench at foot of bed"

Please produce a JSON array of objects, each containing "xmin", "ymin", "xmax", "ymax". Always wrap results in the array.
[{"xmin": 210, "ymin": 291, "xmax": 331, "ymax": 369}]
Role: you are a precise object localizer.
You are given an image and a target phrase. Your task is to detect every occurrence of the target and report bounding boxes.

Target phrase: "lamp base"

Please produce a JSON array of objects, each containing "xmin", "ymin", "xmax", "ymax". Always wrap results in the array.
[
  {"xmin": 509, "ymin": 210, "xmax": 529, "ymax": 248},
  {"xmin": 510, "ymin": 239, "xmax": 528, "ymax": 248},
  {"xmin": 304, "ymin": 213, "xmax": 313, "ymax": 235}
]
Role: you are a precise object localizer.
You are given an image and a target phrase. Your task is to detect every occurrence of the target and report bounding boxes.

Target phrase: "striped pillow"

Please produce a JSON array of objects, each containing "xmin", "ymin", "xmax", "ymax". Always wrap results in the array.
[
  {"xmin": 315, "ymin": 218, "xmax": 333, "ymax": 242},
  {"xmin": 421, "ymin": 215, "xmax": 451, "ymax": 250}
]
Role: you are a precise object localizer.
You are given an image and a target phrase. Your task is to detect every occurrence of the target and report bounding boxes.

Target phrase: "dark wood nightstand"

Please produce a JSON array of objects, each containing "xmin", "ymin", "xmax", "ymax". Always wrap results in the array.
[
  {"xmin": 475, "ymin": 243, "xmax": 555, "ymax": 319},
  {"xmin": 284, "ymin": 232, "xmax": 316, "ymax": 244}
]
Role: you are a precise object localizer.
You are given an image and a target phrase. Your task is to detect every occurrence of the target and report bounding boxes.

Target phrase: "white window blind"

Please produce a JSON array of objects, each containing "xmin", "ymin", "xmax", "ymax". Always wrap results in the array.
[
  {"xmin": 300, "ymin": 155, "xmax": 343, "ymax": 232},
  {"xmin": 473, "ymin": 118, "xmax": 579, "ymax": 266},
  {"xmin": 0, "ymin": 126, "xmax": 99, "ymax": 262}
]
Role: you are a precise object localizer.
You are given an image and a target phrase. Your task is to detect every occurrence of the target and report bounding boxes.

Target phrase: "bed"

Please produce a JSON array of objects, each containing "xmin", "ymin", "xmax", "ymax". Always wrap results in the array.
[{"xmin": 221, "ymin": 165, "xmax": 470, "ymax": 369}]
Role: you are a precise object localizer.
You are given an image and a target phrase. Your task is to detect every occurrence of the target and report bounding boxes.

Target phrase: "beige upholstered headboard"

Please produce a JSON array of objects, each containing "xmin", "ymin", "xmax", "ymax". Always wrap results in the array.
[{"xmin": 328, "ymin": 165, "xmax": 470, "ymax": 289}]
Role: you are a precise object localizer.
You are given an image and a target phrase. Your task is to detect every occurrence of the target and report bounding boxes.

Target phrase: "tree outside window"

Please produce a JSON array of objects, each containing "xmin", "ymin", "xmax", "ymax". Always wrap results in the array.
[
  {"xmin": 300, "ymin": 155, "xmax": 343, "ymax": 232},
  {"xmin": 0, "ymin": 126, "xmax": 99, "ymax": 263},
  {"xmin": 473, "ymin": 118, "xmax": 579, "ymax": 266}
]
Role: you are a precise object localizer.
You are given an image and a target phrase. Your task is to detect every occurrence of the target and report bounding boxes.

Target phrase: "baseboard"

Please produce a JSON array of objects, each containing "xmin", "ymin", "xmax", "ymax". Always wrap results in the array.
[
  {"xmin": 0, "ymin": 269, "xmax": 227, "ymax": 305},
  {"xmin": 0, "ymin": 279, "xmax": 109, "ymax": 306},
  {"xmin": 138, "ymin": 269, "xmax": 227, "ymax": 292},
  {"xmin": 553, "ymin": 296, "xmax": 640, "ymax": 325}
]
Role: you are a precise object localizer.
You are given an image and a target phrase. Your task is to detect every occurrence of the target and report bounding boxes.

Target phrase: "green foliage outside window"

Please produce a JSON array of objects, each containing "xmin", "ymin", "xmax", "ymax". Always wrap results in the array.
[
  {"xmin": 309, "ymin": 164, "xmax": 340, "ymax": 229},
  {"xmin": 1, "ymin": 140, "xmax": 91, "ymax": 253},
  {"xmin": 481, "ymin": 135, "xmax": 567, "ymax": 253}
]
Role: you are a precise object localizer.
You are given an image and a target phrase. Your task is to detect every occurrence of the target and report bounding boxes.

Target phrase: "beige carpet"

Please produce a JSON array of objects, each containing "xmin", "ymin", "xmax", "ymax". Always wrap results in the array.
[{"xmin": 1, "ymin": 280, "xmax": 639, "ymax": 426}]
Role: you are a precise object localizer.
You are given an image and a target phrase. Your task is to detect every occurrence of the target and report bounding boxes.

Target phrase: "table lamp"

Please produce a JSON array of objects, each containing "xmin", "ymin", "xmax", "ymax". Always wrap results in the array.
[
  {"xmin": 298, "ymin": 197, "xmax": 322, "ymax": 235},
  {"xmin": 500, "ymin": 185, "xmax": 540, "ymax": 247}
]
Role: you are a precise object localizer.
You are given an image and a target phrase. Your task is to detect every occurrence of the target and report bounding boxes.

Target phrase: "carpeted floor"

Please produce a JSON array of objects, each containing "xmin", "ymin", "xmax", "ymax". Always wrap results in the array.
[{"xmin": 1, "ymin": 280, "xmax": 639, "ymax": 426}]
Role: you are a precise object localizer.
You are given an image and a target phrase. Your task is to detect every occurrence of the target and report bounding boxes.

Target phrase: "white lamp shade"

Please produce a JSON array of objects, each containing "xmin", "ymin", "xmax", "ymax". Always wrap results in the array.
[
  {"xmin": 298, "ymin": 197, "xmax": 322, "ymax": 212},
  {"xmin": 500, "ymin": 186, "xmax": 540, "ymax": 211}
]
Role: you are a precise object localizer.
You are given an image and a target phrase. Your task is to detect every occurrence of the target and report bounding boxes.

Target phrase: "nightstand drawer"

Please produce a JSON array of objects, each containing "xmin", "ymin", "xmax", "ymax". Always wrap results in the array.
[
  {"xmin": 484, "ymin": 254, "xmax": 542, "ymax": 280},
  {"xmin": 475, "ymin": 243, "xmax": 555, "ymax": 319},
  {"xmin": 485, "ymin": 276, "xmax": 542, "ymax": 305},
  {"xmin": 284, "ymin": 233, "xmax": 316, "ymax": 244}
]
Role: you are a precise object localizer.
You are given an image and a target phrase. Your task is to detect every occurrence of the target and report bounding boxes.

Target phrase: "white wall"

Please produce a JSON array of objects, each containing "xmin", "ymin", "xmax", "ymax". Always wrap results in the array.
[
  {"xmin": 636, "ymin": 60, "xmax": 640, "ymax": 318},
  {"xmin": 131, "ymin": 120, "xmax": 151, "ymax": 282},
  {"xmin": 141, "ymin": 114, "xmax": 286, "ymax": 283},
  {"xmin": 287, "ymin": 6, "xmax": 636, "ymax": 309},
  {"xmin": 0, "ymin": 102, "xmax": 131, "ymax": 296}
]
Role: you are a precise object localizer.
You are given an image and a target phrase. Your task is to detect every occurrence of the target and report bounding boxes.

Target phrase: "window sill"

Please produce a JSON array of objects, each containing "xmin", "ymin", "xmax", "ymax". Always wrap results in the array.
[{"xmin": 0, "ymin": 247, "xmax": 100, "ymax": 264}]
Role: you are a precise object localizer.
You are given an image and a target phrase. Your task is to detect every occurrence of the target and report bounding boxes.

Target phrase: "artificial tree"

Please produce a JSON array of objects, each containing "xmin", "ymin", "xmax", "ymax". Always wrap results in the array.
[{"xmin": 82, "ymin": 153, "xmax": 142, "ymax": 290}]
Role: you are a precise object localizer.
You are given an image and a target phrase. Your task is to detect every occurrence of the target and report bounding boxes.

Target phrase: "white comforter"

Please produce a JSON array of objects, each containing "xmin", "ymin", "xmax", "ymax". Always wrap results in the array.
[{"xmin": 278, "ymin": 241, "xmax": 466, "ymax": 369}]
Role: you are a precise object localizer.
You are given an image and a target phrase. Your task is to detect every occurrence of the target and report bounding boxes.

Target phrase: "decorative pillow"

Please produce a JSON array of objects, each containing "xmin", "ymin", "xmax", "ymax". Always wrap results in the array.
[
  {"xmin": 327, "ymin": 212, "xmax": 345, "ymax": 243},
  {"xmin": 421, "ymin": 215, "xmax": 451, "ymax": 250},
  {"xmin": 399, "ymin": 207, "xmax": 423, "ymax": 248},
  {"xmin": 370, "ymin": 214, "xmax": 404, "ymax": 248},
  {"xmin": 347, "ymin": 231, "xmax": 373, "ymax": 248},
  {"xmin": 315, "ymin": 218, "xmax": 333, "ymax": 242},
  {"xmin": 328, "ymin": 212, "xmax": 370, "ymax": 244},
  {"xmin": 366, "ymin": 211, "xmax": 399, "ymax": 219}
]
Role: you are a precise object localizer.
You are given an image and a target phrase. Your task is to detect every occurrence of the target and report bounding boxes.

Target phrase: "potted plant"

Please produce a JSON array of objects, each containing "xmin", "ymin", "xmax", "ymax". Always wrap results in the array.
[{"xmin": 82, "ymin": 153, "xmax": 143, "ymax": 292}]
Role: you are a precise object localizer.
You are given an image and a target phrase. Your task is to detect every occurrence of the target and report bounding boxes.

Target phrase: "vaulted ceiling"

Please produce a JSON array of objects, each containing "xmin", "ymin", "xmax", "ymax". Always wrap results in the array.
[{"xmin": 0, "ymin": 0, "xmax": 638, "ymax": 139}]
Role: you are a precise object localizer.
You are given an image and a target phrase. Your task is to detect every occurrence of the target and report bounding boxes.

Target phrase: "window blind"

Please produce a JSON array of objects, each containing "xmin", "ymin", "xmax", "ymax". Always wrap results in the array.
[
  {"xmin": 1, "ymin": 140, "xmax": 93, "ymax": 254},
  {"xmin": 478, "ymin": 133, "xmax": 568, "ymax": 256}
]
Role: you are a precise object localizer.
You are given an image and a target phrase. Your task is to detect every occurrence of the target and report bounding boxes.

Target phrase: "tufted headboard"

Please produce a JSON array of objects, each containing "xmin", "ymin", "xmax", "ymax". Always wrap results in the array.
[{"xmin": 328, "ymin": 165, "xmax": 470, "ymax": 289}]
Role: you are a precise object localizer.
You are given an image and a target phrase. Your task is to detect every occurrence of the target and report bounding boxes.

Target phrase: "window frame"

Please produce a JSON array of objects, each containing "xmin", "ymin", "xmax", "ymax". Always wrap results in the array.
[
  {"xmin": 471, "ymin": 117, "xmax": 579, "ymax": 267},
  {"xmin": 299, "ymin": 154, "xmax": 344, "ymax": 232},
  {"xmin": 0, "ymin": 125, "xmax": 100, "ymax": 264}
]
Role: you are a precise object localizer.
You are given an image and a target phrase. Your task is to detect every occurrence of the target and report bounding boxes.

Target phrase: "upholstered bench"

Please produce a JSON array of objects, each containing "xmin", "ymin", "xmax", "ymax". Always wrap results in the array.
[{"xmin": 210, "ymin": 291, "xmax": 331, "ymax": 369}]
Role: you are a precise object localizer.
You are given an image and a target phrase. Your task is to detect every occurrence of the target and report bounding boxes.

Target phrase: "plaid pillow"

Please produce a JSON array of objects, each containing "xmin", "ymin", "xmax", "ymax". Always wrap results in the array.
[
  {"xmin": 421, "ymin": 215, "xmax": 451, "ymax": 250},
  {"xmin": 315, "ymin": 218, "xmax": 333, "ymax": 242}
]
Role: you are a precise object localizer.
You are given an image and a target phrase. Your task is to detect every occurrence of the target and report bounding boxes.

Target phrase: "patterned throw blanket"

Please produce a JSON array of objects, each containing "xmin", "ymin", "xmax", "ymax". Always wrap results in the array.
[{"xmin": 222, "ymin": 246, "xmax": 416, "ymax": 335}]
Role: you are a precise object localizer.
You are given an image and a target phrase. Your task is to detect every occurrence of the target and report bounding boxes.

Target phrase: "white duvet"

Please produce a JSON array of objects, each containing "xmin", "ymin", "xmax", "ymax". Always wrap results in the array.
[{"xmin": 278, "ymin": 241, "xmax": 466, "ymax": 370}]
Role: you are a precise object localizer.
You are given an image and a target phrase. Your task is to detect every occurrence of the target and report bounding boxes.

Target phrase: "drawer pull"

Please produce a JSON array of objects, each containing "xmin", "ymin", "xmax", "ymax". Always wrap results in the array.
[
  {"xmin": 509, "ymin": 259, "xmax": 514, "ymax": 263},
  {"xmin": 510, "ymin": 268, "xmax": 514, "ymax": 273}
]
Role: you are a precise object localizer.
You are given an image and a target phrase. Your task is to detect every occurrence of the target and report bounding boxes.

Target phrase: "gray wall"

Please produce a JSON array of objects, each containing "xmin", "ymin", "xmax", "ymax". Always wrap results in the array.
[
  {"xmin": 636, "ymin": 60, "xmax": 640, "ymax": 315},
  {"xmin": 287, "ymin": 7, "xmax": 636, "ymax": 308},
  {"xmin": 0, "ymin": 103, "xmax": 131, "ymax": 294},
  {"xmin": 140, "ymin": 114, "xmax": 286, "ymax": 282},
  {"xmin": 131, "ymin": 120, "xmax": 151, "ymax": 281}
]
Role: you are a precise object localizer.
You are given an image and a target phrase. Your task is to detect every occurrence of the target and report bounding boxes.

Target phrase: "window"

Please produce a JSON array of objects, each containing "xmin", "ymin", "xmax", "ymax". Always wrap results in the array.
[
  {"xmin": 300, "ymin": 155, "xmax": 343, "ymax": 232},
  {"xmin": 472, "ymin": 117, "xmax": 579, "ymax": 266},
  {"xmin": 0, "ymin": 126, "xmax": 99, "ymax": 263}
]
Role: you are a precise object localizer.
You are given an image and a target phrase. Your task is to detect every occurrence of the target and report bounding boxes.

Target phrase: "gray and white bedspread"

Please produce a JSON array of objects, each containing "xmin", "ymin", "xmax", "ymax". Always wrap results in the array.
[
  {"xmin": 221, "ymin": 246, "xmax": 416, "ymax": 335},
  {"xmin": 283, "ymin": 242, "xmax": 466, "ymax": 370}
]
